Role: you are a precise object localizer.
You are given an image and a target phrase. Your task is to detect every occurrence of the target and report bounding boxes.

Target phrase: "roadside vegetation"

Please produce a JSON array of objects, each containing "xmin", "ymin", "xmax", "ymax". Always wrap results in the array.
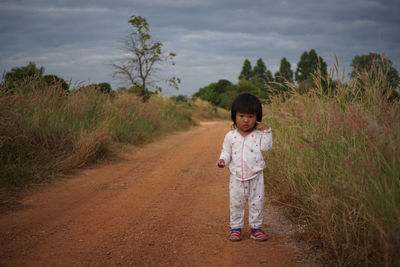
[
  {"xmin": 0, "ymin": 78, "xmax": 227, "ymax": 188},
  {"xmin": 263, "ymin": 58, "xmax": 399, "ymax": 266},
  {"xmin": 193, "ymin": 48, "xmax": 399, "ymax": 265},
  {"xmin": 192, "ymin": 49, "xmax": 399, "ymax": 265}
]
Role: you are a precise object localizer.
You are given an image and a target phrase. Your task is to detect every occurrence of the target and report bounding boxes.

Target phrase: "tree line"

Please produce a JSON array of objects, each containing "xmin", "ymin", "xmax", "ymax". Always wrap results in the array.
[
  {"xmin": 1, "ymin": 61, "xmax": 112, "ymax": 94},
  {"xmin": 194, "ymin": 50, "xmax": 399, "ymax": 109}
]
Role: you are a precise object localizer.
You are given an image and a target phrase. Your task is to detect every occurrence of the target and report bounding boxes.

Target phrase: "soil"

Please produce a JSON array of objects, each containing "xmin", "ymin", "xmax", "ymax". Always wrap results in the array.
[{"xmin": 0, "ymin": 121, "xmax": 314, "ymax": 266}]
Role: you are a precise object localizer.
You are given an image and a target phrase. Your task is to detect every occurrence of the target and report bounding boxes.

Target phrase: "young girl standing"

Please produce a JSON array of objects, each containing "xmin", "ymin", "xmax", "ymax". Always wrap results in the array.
[{"xmin": 217, "ymin": 93, "xmax": 273, "ymax": 241}]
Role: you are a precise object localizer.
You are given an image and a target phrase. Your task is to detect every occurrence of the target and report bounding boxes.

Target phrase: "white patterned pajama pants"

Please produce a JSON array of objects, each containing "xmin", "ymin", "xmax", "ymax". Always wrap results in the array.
[{"xmin": 229, "ymin": 172, "xmax": 264, "ymax": 229}]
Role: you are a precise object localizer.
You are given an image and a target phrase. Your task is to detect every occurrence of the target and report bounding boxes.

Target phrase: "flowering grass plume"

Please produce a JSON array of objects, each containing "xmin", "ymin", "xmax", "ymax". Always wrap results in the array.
[{"xmin": 263, "ymin": 57, "xmax": 399, "ymax": 266}]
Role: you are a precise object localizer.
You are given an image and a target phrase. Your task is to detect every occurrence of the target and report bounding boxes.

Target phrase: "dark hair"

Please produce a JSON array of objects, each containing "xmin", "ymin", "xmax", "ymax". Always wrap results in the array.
[{"xmin": 231, "ymin": 93, "xmax": 262, "ymax": 127}]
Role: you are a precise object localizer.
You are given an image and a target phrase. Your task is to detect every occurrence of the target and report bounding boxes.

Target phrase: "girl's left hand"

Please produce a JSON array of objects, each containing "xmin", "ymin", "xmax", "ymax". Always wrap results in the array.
[
  {"xmin": 216, "ymin": 159, "xmax": 225, "ymax": 168},
  {"xmin": 256, "ymin": 121, "xmax": 269, "ymax": 131}
]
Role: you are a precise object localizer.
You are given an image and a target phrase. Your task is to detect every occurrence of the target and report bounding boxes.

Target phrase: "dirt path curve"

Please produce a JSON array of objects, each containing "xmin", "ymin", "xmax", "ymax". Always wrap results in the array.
[{"xmin": 0, "ymin": 121, "xmax": 306, "ymax": 266}]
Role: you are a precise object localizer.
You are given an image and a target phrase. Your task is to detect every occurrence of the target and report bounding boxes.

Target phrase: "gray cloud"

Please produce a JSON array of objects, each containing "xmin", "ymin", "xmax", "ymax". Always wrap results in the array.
[{"xmin": 1, "ymin": 0, "xmax": 399, "ymax": 96}]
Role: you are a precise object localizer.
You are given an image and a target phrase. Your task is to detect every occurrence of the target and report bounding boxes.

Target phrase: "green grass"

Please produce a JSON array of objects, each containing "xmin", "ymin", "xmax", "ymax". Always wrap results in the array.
[{"xmin": 263, "ymin": 60, "xmax": 399, "ymax": 266}]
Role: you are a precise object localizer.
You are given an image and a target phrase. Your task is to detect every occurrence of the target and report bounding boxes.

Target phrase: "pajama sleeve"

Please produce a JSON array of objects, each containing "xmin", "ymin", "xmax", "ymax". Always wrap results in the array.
[
  {"xmin": 260, "ymin": 129, "xmax": 273, "ymax": 152},
  {"xmin": 219, "ymin": 133, "xmax": 232, "ymax": 165}
]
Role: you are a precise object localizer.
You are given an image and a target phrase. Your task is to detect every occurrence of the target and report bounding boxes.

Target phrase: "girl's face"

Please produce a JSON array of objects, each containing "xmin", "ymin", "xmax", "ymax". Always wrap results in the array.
[{"xmin": 235, "ymin": 112, "xmax": 256, "ymax": 136}]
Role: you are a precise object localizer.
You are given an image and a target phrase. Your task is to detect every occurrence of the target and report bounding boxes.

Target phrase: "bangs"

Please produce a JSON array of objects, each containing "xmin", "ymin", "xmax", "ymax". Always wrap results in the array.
[
  {"xmin": 231, "ymin": 93, "xmax": 263, "ymax": 124},
  {"xmin": 234, "ymin": 101, "xmax": 258, "ymax": 114}
]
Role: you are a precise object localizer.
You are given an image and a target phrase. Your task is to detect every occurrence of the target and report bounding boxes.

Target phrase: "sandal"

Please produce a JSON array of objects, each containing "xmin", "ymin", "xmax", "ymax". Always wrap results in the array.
[
  {"xmin": 250, "ymin": 228, "xmax": 268, "ymax": 241},
  {"xmin": 229, "ymin": 228, "xmax": 242, "ymax": 241}
]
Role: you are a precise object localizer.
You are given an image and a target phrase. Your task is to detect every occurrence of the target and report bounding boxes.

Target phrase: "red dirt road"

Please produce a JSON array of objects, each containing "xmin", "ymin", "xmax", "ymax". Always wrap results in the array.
[{"xmin": 0, "ymin": 121, "xmax": 307, "ymax": 266}]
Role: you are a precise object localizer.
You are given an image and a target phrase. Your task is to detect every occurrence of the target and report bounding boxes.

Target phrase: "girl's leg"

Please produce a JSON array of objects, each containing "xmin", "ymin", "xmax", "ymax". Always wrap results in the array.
[
  {"xmin": 229, "ymin": 175, "xmax": 246, "ymax": 228},
  {"xmin": 248, "ymin": 172, "xmax": 265, "ymax": 229}
]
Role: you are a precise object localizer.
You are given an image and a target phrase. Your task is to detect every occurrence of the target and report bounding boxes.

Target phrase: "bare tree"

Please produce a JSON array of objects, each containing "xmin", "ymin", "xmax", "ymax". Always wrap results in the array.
[{"xmin": 111, "ymin": 15, "xmax": 179, "ymax": 101}]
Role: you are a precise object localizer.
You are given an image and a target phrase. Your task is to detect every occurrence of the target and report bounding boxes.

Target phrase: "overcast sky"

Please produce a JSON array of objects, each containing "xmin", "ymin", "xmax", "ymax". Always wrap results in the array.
[{"xmin": 1, "ymin": 0, "xmax": 399, "ymax": 96}]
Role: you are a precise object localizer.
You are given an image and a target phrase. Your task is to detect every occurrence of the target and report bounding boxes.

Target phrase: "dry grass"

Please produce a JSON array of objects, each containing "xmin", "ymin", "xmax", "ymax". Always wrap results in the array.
[
  {"xmin": 0, "ymin": 79, "xmax": 224, "ymax": 188},
  {"xmin": 263, "ymin": 57, "xmax": 399, "ymax": 266}
]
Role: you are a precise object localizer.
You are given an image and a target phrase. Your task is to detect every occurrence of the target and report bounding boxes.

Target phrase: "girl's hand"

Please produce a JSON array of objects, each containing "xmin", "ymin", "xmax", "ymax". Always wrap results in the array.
[
  {"xmin": 217, "ymin": 159, "xmax": 225, "ymax": 168},
  {"xmin": 256, "ymin": 121, "xmax": 270, "ymax": 131}
]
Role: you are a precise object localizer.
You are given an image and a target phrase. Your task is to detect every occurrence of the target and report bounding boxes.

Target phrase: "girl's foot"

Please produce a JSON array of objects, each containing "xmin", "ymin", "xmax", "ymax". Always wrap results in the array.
[
  {"xmin": 250, "ymin": 228, "xmax": 268, "ymax": 241},
  {"xmin": 229, "ymin": 228, "xmax": 242, "ymax": 241}
]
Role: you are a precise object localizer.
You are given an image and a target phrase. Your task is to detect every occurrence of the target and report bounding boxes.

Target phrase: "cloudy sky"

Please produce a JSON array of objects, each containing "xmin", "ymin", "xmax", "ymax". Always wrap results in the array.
[{"xmin": 0, "ymin": 0, "xmax": 399, "ymax": 96}]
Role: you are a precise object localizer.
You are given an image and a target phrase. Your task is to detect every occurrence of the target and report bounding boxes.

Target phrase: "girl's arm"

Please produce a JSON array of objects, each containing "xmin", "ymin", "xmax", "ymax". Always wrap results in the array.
[
  {"xmin": 217, "ymin": 133, "xmax": 232, "ymax": 167},
  {"xmin": 257, "ymin": 122, "xmax": 273, "ymax": 152}
]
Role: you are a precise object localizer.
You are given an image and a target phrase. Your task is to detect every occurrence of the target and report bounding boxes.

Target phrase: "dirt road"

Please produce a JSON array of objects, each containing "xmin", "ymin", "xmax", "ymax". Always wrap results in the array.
[{"xmin": 0, "ymin": 121, "xmax": 307, "ymax": 266}]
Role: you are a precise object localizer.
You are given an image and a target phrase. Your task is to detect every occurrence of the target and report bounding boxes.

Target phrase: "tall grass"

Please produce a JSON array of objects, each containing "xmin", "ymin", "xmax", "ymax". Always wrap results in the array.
[
  {"xmin": 263, "ymin": 58, "xmax": 399, "ymax": 266},
  {"xmin": 0, "ymin": 79, "xmax": 225, "ymax": 188}
]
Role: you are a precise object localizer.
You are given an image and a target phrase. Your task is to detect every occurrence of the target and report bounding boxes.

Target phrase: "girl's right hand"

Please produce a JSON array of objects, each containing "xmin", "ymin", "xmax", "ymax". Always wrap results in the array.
[{"xmin": 217, "ymin": 159, "xmax": 225, "ymax": 168}]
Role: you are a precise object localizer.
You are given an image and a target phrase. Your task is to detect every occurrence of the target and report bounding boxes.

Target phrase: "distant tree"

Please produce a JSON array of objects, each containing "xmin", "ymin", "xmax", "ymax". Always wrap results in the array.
[
  {"xmin": 215, "ymin": 80, "xmax": 238, "ymax": 109},
  {"xmin": 3, "ymin": 62, "xmax": 44, "ymax": 84},
  {"xmin": 247, "ymin": 58, "xmax": 274, "ymax": 99},
  {"xmin": 193, "ymin": 79, "xmax": 237, "ymax": 109},
  {"xmin": 252, "ymin": 58, "xmax": 267, "ymax": 86},
  {"xmin": 171, "ymin": 94, "xmax": 188, "ymax": 103},
  {"xmin": 2, "ymin": 62, "xmax": 70, "ymax": 91},
  {"xmin": 237, "ymin": 79, "xmax": 258, "ymax": 94},
  {"xmin": 96, "ymin": 82, "xmax": 112, "ymax": 94},
  {"xmin": 238, "ymin": 59, "xmax": 252, "ymax": 81},
  {"xmin": 266, "ymin": 70, "xmax": 274, "ymax": 84},
  {"xmin": 252, "ymin": 58, "xmax": 266, "ymax": 78},
  {"xmin": 193, "ymin": 82, "xmax": 219, "ymax": 105},
  {"xmin": 214, "ymin": 79, "xmax": 233, "ymax": 94},
  {"xmin": 218, "ymin": 90, "xmax": 238, "ymax": 110},
  {"xmin": 42, "ymin": 74, "xmax": 69, "ymax": 90},
  {"xmin": 274, "ymin": 57, "xmax": 294, "ymax": 94},
  {"xmin": 350, "ymin": 52, "xmax": 400, "ymax": 90},
  {"xmin": 276, "ymin": 57, "xmax": 293, "ymax": 83},
  {"xmin": 295, "ymin": 49, "xmax": 327, "ymax": 83},
  {"xmin": 111, "ymin": 15, "xmax": 179, "ymax": 101}
]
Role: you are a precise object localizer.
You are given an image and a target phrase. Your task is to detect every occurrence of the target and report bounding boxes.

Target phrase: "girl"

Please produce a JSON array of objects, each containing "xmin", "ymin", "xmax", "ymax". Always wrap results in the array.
[{"xmin": 217, "ymin": 93, "xmax": 273, "ymax": 241}]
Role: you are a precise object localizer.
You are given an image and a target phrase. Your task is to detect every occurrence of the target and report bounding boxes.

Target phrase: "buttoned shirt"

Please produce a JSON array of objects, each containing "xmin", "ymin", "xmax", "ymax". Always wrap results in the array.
[{"xmin": 219, "ymin": 128, "xmax": 273, "ymax": 181}]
